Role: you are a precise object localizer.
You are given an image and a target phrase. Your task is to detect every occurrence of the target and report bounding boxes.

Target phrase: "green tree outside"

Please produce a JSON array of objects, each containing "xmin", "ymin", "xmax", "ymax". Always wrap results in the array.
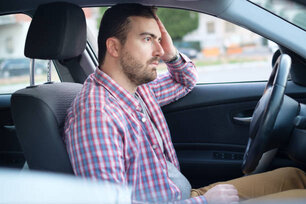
[
  {"xmin": 157, "ymin": 8, "xmax": 198, "ymax": 41},
  {"xmin": 97, "ymin": 7, "xmax": 108, "ymax": 29}
]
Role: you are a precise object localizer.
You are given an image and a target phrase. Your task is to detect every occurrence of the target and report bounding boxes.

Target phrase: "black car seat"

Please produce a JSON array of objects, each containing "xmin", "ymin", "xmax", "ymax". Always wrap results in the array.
[{"xmin": 10, "ymin": 2, "xmax": 87, "ymax": 174}]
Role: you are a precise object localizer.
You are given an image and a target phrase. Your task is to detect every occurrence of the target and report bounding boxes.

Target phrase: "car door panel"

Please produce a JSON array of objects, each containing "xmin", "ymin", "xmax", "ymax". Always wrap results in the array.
[{"xmin": 163, "ymin": 81, "xmax": 306, "ymax": 188}]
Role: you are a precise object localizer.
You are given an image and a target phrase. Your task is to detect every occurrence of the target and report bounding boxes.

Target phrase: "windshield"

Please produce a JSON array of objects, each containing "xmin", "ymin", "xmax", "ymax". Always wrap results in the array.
[{"xmin": 249, "ymin": 0, "xmax": 306, "ymax": 31}]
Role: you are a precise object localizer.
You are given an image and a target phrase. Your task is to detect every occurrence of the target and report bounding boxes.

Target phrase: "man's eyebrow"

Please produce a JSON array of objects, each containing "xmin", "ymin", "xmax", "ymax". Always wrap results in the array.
[{"xmin": 140, "ymin": 32, "xmax": 162, "ymax": 41}]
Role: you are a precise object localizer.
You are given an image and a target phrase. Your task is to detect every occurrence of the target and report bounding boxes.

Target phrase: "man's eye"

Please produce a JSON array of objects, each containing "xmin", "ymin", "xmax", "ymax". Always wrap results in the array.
[{"xmin": 144, "ymin": 37, "xmax": 151, "ymax": 42}]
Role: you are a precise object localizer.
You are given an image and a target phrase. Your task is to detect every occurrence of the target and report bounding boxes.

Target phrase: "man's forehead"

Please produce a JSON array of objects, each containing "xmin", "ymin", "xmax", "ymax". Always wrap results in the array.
[{"xmin": 128, "ymin": 16, "xmax": 161, "ymax": 37}]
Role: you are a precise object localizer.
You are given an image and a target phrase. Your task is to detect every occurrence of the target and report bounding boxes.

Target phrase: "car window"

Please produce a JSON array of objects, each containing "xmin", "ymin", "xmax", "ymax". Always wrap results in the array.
[
  {"xmin": 0, "ymin": 14, "xmax": 60, "ymax": 94},
  {"xmin": 85, "ymin": 7, "xmax": 274, "ymax": 84},
  {"xmin": 250, "ymin": 0, "xmax": 306, "ymax": 31},
  {"xmin": 183, "ymin": 13, "xmax": 273, "ymax": 84}
]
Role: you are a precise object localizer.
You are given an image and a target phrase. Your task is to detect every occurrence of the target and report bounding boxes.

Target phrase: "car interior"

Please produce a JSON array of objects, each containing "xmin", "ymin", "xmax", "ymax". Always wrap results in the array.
[
  {"xmin": 11, "ymin": 2, "xmax": 85, "ymax": 174},
  {"xmin": 1, "ymin": 0, "xmax": 306, "ymax": 196}
]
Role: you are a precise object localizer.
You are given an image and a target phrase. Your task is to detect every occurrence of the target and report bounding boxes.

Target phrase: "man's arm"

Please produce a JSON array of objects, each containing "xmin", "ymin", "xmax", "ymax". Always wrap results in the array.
[
  {"xmin": 148, "ymin": 54, "xmax": 197, "ymax": 107},
  {"xmin": 65, "ymin": 108, "xmax": 126, "ymax": 184},
  {"xmin": 148, "ymin": 16, "xmax": 198, "ymax": 107}
]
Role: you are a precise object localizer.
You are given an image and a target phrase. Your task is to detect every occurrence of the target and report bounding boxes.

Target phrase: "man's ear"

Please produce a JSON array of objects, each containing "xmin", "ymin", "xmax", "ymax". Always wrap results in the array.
[{"xmin": 106, "ymin": 37, "xmax": 121, "ymax": 58}]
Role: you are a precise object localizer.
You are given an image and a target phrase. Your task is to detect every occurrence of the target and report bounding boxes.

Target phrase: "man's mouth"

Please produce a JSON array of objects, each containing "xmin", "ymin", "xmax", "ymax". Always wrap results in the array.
[
  {"xmin": 150, "ymin": 61, "xmax": 159, "ymax": 66},
  {"xmin": 148, "ymin": 57, "xmax": 160, "ymax": 66}
]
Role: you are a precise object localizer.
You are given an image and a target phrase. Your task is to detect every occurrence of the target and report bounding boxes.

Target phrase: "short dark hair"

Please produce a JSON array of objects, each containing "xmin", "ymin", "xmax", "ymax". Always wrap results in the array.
[{"xmin": 98, "ymin": 4, "xmax": 156, "ymax": 66}]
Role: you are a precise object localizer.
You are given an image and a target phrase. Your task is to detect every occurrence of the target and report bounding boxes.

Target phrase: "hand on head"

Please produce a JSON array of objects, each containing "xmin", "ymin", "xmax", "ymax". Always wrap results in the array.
[
  {"xmin": 154, "ymin": 15, "xmax": 177, "ymax": 62},
  {"xmin": 204, "ymin": 184, "xmax": 239, "ymax": 204}
]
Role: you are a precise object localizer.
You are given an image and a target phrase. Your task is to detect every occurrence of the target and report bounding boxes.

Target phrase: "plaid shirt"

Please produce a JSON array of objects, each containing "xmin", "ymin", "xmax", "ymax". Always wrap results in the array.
[{"xmin": 64, "ymin": 54, "xmax": 207, "ymax": 203}]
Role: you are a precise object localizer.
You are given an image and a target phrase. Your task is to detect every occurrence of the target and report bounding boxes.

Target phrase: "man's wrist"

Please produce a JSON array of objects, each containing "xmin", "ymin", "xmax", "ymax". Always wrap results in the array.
[{"xmin": 164, "ymin": 49, "xmax": 179, "ymax": 63}]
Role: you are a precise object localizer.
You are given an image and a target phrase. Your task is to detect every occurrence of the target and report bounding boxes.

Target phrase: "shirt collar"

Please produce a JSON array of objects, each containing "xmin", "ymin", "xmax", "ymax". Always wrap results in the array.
[{"xmin": 94, "ymin": 68, "xmax": 140, "ymax": 112}]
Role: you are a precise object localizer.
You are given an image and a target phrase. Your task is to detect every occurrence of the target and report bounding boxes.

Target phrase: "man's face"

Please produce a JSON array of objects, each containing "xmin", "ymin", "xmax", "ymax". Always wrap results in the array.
[{"xmin": 119, "ymin": 16, "xmax": 164, "ymax": 86}]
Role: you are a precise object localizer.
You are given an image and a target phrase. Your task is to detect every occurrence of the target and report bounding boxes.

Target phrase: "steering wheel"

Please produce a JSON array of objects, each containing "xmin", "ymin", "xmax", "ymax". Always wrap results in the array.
[{"xmin": 242, "ymin": 54, "xmax": 292, "ymax": 174}]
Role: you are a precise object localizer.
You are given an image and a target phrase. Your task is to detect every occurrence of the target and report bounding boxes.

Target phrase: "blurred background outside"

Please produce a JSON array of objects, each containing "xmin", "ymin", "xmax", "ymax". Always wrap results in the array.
[{"xmin": 0, "ymin": 0, "xmax": 305, "ymax": 94}]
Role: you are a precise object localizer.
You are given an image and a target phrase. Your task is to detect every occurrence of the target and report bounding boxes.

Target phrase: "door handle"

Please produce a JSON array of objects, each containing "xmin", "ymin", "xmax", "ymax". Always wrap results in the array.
[{"xmin": 233, "ymin": 116, "xmax": 252, "ymax": 125}]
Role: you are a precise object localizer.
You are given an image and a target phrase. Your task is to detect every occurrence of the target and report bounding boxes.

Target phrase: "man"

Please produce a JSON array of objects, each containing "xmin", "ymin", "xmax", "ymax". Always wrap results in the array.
[{"xmin": 64, "ymin": 4, "xmax": 306, "ymax": 204}]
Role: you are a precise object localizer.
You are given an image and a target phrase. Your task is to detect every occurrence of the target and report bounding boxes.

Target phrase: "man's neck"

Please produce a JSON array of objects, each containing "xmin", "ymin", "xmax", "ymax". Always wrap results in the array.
[{"xmin": 99, "ymin": 62, "xmax": 137, "ymax": 95}]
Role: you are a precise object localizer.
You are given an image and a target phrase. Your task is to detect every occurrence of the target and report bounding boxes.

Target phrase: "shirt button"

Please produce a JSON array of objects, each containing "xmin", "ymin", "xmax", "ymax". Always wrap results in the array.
[{"xmin": 141, "ymin": 117, "xmax": 146, "ymax": 123}]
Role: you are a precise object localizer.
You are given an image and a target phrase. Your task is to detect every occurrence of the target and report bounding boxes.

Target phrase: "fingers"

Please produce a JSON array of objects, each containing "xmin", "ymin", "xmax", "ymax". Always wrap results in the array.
[
  {"xmin": 217, "ymin": 184, "xmax": 236, "ymax": 189},
  {"xmin": 204, "ymin": 184, "xmax": 239, "ymax": 204},
  {"xmin": 229, "ymin": 195, "xmax": 240, "ymax": 202},
  {"xmin": 216, "ymin": 184, "xmax": 238, "ymax": 193},
  {"xmin": 154, "ymin": 14, "xmax": 176, "ymax": 61},
  {"xmin": 154, "ymin": 15, "xmax": 166, "ymax": 31}
]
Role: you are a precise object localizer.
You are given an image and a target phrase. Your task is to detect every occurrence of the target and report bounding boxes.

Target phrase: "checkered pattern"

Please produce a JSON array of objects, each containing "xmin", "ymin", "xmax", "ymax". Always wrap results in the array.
[{"xmin": 64, "ymin": 54, "xmax": 207, "ymax": 203}]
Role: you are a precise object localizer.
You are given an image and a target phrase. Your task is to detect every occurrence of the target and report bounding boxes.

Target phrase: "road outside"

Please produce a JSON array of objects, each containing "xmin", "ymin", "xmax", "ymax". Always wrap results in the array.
[
  {"xmin": 197, "ymin": 61, "xmax": 271, "ymax": 83},
  {"xmin": 0, "ymin": 72, "xmax": 60, "ymax": 94}
]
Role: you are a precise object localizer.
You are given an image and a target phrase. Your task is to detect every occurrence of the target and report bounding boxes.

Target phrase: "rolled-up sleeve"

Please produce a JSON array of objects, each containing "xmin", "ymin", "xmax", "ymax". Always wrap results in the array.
[{"xmin": 148, "ymin": 53, "xmax": 198, "ymax": 107}]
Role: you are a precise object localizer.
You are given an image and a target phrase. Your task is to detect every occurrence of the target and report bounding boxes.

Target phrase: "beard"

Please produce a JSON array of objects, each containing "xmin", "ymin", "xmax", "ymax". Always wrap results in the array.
[{"xmin": 120, "ymin": 50, "xmax": 159, "ymax": 86}]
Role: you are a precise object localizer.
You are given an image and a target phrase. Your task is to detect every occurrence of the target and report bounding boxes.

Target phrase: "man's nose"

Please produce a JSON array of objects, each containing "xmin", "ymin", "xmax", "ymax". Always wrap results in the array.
[{"xmin": 153, "ymin": 41, "xmax": 164, "ymax": 57}]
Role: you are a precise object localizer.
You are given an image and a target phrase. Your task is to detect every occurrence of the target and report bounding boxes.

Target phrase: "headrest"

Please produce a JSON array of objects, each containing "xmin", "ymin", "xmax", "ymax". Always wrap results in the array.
[{"xmin": 25, "ymin": 2, "xmax": 86, "ymax": 60}]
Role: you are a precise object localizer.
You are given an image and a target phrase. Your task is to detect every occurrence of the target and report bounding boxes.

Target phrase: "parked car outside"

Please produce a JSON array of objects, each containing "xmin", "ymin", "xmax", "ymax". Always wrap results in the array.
[
  {"xmin": 178, "ymin": 47, "xmax": 198, "ymax": 59},
  {"xmin": 0, "ymin": 58, "xmax": 47, "ymax": 78}
]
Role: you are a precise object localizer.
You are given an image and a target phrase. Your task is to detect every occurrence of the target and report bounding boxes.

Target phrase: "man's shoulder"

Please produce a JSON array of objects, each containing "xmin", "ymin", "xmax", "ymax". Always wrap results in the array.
[{"xmin": 72, "ymin": 75, "xmax": 114, "ymax": 112}]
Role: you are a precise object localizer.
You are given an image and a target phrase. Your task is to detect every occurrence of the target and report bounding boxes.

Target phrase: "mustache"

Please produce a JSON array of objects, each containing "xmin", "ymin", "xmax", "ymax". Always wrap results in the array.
[{"xmin": 147, "ymin": 57, "xmax": 160, "ymax": 64}]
